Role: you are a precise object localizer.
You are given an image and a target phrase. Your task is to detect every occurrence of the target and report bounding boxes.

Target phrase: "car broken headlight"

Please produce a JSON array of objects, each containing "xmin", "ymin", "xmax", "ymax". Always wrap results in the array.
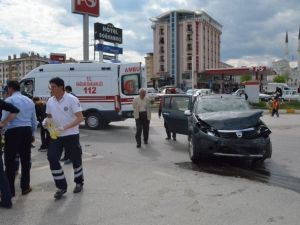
[
  {"xmin": 256, "ymin": 120, "xmax": 272, "ymax": 138},
  {"xmin": 196, "ymin": 122, "xmax": 219, "ymax": 137}
]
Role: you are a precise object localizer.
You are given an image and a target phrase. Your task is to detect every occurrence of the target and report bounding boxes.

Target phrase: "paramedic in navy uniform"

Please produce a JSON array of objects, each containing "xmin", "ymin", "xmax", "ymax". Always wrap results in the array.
[{"xmin": 45, "ymin": 77, "xmax": 84, "ymax": 199}]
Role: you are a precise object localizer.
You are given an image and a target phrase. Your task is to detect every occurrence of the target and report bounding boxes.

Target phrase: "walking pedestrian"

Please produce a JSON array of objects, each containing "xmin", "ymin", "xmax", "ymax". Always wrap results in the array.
[
  {"xmin": 133, "ymin": 88, "xmax": 151, "ymax": 148},
  {"xmin": 60, "ymin": 85, "xmax": 76, "ymax": 164},
  {"xmin": 44, "ymin": 77, "xmax": 84, "ymax": 199},
  {"xmin": 33, "ymin": 97, "xmax": 50, "ymax": 151},
  {"xmin": 0, "ymin": 98, "xmax": 20, "ymax": 208},
  {"xmin": 2, "ymin": 80, "xmax": 37, "ymax": 197},
  {"xmin": 271, "ymin": 96, "xmax": 280, "ymax": 117}
]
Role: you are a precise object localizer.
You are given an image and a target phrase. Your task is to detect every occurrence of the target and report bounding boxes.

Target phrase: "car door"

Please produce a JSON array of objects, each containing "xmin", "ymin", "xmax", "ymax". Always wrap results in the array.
[{"xmin": 162, "ymin": 95, "xmax": 192, "ymax": 135}]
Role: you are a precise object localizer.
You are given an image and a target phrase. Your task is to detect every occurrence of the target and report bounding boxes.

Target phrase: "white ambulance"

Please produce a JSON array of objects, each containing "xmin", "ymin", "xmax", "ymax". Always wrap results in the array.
[{"xmin": 20, "ymin": 62, "xmax": 142, "ymax": 129}]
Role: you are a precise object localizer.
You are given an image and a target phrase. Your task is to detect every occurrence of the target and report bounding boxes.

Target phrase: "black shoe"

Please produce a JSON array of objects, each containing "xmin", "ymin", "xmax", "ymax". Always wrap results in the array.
[
  {"xmin": 0, "ymin": 201, "xmax": 12, "ymax": 209},
  {"xmin": 73, "ymin": 183, "xmax": 83, "ymax": 193},
  {"xmin": 54, "ymin": 189, "xmax": 67, "ymax": 199},
  {"xmin": 173, "ymin": 138, "xmax": 176, "ymax": 141},
  {"xmin": 165, "ymin": 137, "xmax": 171, "ymax": 140},
  {"xmin": 64, "ymin": 159, "xmax": 72, "ymax": 165},
  {"xmin": 136, "ymin": 144, "xmax": 141, "ymax": 148},
  {"xmin": 38, "ymin": 147, "xmax": 47, "ymax": 152},
  {"xmin": 144, "ymin": 141, "xmax": 148, "ymax": 144},
  {"xmin": 22, "ymin": 187, "xmax": 32, "ymax": 195}
]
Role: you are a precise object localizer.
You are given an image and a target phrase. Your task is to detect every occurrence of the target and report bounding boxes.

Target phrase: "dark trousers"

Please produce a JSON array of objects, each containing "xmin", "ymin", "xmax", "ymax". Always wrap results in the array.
[
  {"xmin": 164, "ymin": 121, "xmax": 176, "ymax": 139},
  {"xmin": 40, "ymin": 124, "xmax": 50, "ymax": 148},
  {"xmin": 47, "ymin": 134, "xmax": 84, "ymax": 190},
  {"xmin": 4, "ymin": 127, "xmax": 32, "ymax": 196},
  {"xmin": 0, "ymin": 152, "xmax": 12, "ymax": 205},
  {"xmin": 135, "ymin": 112, "xmax": 150, "ymax": 145},
  {"xmin": 272, "ymin": 108, "xmax": 279, "ymax": 117}
]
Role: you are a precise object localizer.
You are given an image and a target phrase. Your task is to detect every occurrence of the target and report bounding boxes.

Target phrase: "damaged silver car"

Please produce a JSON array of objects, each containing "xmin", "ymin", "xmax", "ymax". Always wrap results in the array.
[{"xmin": 160, "ymin": 94, "xmax": 272, "ymax": 163}]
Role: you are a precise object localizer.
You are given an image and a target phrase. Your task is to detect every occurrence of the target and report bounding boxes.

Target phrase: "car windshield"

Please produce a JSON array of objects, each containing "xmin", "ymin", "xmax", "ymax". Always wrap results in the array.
[{"xmin": 195, "ymin": 97, "xmax": 250, "ymax": 113}]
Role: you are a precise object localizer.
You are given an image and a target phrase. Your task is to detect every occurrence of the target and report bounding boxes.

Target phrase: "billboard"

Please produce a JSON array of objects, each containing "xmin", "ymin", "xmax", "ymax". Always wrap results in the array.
[
  {"xmin": 72, "ymin": 0, "xmax": 100, "ymax": 17},
  {"xmin": 50, "ymin": 53, "xmax": 66, "ymax": 63},
  {"xmin": 95, "ymin": 44, "xmax": 123, "ymax": 54},
  {"xmin": 94, "ymin": 23, "xmax": 122, "ymax": 44}
]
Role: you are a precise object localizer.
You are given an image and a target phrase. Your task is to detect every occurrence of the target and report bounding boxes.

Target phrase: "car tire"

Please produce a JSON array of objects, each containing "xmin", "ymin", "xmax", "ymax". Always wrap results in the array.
[
  {"xmin": 85, "ymin": 112, "xmax": 107, "ymax": 130},
  {"xmin": 188, "ymin": 134, "xmax": 202, "ymax": 163}
]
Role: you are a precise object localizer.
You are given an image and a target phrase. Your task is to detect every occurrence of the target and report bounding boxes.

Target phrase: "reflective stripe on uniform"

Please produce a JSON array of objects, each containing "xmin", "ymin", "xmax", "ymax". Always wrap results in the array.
[
  {"xmin": 74, "ymin": 166, "xmax": 82, "ymax": 172},
  {"xmin": 74, "ymin": 171, "xmax": 83, "ymax": 178},
  {"xmin": 51, "ymin": 169, "xmax": 64, "ymax": 174},
  {"xmin": 53, "ymin": 174, "xmax": 66, "ymax": 180}
]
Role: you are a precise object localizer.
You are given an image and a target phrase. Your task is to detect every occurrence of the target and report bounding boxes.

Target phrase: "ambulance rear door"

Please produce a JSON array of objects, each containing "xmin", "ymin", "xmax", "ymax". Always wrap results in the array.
[{"xmin": 119, "ymin": 63, "xmax": 142, "ymax": 117}]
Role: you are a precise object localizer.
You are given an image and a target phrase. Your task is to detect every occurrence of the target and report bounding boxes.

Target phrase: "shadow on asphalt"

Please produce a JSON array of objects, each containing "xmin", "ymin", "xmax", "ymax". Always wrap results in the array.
[{"xmin": 175, "ymin": 158, "xmax": 300, "ymax": 194}]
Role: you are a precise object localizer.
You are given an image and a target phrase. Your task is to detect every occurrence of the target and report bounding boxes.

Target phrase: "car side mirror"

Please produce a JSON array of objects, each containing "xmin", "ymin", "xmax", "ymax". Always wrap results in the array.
[{"xmin": 184, "ymin": 110, "xmax": 191, "ymax": 116}]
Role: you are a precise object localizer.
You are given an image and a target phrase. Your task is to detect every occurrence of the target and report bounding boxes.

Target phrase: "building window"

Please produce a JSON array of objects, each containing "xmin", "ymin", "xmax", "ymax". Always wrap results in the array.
[
  {"xmin": 187, "ymin": 55, "xmax": 192, "ymax": 61},
  {"xmin": 160, "ymin": 46, "xmax": 165, "ymax": 53},
  {"xmin": 159, "ymin": 28, "xmax": 164, "ymax": 35},
  {"xmin": 160, "ymin": 56, "xmax": 165, "ymax": 62},
  {"xmin": 187, "ymin": 34, "xmax": 192, "ymax": 41},
  {"xmin": 187, "ymin": 63, "xmax": 192, "ymax": 70},
  {"xmin": 187, "ymin": 43, "xmax": 192, "ymax": 51},
  {"xmin": 187, "ymin": 24, "xmax": 192, "ymax": 32},
  {"xmin": 159, "ymin": 37, "xmax": 164, "ymax": 44},
  {"xmin": 160, "ymin": 65, "xmax": 165, "ymax": 72}
]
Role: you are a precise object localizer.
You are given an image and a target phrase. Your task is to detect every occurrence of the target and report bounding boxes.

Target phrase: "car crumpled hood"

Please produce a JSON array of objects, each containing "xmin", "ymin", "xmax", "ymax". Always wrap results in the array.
[{"xmin": 197, "ymin": 110, "xmax": 263, "ymax": 130}]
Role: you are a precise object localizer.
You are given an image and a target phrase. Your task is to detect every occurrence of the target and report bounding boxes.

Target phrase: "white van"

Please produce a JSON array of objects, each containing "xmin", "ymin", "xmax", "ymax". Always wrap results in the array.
[
  {"xmin": 20, "ymin": 62, "xmax": 142, "ymax": 129},
  {"xmin": 263, "ymin": 83, "xmax": 291, "ymax": 94}
]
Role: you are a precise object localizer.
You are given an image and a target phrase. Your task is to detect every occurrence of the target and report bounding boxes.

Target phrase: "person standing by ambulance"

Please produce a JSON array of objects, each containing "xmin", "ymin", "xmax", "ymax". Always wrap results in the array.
[
  {"xmin": 2, "ymin": 80, "xmax": 37, "ymax": 197},
  {"xmin": 133, "ymin": 88, "xmax": 151, "ymax": 148},
  {"xmin": 44, "ymin": 77, "xmax": 84, "ymax": 199},
  {"xmin": 0, "ymin": 99, "xmax": 20, "ymax": 208}
]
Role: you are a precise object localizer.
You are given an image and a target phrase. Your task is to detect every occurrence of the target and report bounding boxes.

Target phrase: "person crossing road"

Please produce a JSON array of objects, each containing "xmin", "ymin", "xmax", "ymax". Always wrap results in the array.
[{"xmin": 44, "ymin": 77, "xmax": 84, "ymax": 199}]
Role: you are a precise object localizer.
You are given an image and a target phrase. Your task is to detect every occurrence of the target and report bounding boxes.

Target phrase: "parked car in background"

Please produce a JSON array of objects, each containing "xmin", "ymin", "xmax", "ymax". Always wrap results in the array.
[
  {"xmin": 186, "ymin": 89, "xmax": 200, "ymax": 95},
  {"xmin": 259, "ymin": 92, "xmax": 273, "ymax": 102},
  {"xmin": 195, "ymin": 88, "xmax": 213, "ymax": 96},
  {"xmin": 161, "ymin": 94, "xmax": 272, "ymax": 163},
  {"xmin": 281, "ymin": 89, "xmax": 300, "ymax": 101},
  {"xmin": 146, "ymin": 87, "xmax": 159, "ymax": 101}
]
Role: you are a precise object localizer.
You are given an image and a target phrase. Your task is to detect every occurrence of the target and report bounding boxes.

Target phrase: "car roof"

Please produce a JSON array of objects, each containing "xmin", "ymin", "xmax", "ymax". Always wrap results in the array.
[{"xmin": 196, "ymin": 94, "xmax": 242, "ymax": 100}]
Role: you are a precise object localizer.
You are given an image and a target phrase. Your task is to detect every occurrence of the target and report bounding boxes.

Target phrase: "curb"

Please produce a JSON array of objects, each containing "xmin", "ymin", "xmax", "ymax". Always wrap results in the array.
[{"xmin": 264, "ymin": 109, "xmax": 300, "ymax": 114}]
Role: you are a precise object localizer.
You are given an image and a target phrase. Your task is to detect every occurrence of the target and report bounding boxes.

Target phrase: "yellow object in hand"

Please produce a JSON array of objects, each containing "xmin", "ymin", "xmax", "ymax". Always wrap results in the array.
[{"xmin": 47, "ymin": 119, "xmax": 60, "ymax": 139}]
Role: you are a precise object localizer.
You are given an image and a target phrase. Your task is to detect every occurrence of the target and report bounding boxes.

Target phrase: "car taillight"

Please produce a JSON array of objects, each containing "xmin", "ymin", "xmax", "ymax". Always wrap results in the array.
[{"xmin": 114, "ymin": 95, "xmax": 121, "ymax": 112}]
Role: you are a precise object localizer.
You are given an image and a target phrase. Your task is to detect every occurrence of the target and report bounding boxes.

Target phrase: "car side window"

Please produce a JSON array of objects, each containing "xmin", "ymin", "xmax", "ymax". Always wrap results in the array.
[
  {"xmin": 171, "ymin": 97, "xmax": 190, "ymax": 111},
  {"xmin": 163, "ymin": 97, "xmax": 171, "ymax": 109}
]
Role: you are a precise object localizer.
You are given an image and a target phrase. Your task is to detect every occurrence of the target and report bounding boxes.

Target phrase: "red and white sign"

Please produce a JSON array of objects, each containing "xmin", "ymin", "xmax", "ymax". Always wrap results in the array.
[
  {"xmin": 50, "ymin": 53, "xmax": 66, "ymax": 63},
  {"xmin": 72, "ymin": 0, "xmax": 99, "ymax": 17}
]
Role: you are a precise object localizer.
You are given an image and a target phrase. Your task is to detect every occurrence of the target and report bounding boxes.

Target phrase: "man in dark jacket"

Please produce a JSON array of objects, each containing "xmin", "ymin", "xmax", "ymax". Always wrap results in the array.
[
  {"xmin": 33, "ymin": 97, "xmax": 50, "ymax": 151},
  {"xmin": 0, "ymin": 99, "xmax": 20, "ymax": 208}
]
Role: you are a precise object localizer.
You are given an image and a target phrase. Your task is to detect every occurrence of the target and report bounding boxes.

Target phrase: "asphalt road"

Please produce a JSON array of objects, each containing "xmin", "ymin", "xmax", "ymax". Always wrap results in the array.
[{"xmin": 0, "ymin": 112, "xmax": 300, "ymax": 225}]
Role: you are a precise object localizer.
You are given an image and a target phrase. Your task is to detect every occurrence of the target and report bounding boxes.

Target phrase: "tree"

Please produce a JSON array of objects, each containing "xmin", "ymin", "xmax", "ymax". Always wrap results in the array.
[
  {"xmin": 273, "ymin": 75, "xmax": 287, "ymax": 83},
  {"xmin": 240, "ymin": 74, "xmax": 252, "ymax": 83}
]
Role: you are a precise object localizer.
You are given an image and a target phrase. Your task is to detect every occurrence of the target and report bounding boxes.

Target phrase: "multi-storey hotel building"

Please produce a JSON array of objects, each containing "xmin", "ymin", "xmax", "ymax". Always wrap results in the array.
[{"xmin": 150, "ymin": 10, "xmax": 222, "ymax": 88}]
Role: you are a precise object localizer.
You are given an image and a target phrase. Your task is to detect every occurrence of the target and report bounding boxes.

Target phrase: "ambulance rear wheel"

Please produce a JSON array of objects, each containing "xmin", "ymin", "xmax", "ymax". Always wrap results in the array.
[{"xmin": 85, "ymin": 112, "xmax": 104, "ymax": 130}]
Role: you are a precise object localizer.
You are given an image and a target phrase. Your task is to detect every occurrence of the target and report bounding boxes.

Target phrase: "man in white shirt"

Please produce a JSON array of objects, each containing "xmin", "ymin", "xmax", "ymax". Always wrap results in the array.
[
  {"xmin": 44, "ymin": 77, "xmax": 84, "ymax": 199},
  {"xmin": 132, "ymin": 88, "xmax": 151, "ymax": 148}
]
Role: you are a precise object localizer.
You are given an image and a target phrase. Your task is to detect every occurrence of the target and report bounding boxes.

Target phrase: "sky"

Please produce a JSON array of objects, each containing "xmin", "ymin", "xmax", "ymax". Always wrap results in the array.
[{"xmin": 0, "ymin": 0, "xmax": 299, "ymax": 67}]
